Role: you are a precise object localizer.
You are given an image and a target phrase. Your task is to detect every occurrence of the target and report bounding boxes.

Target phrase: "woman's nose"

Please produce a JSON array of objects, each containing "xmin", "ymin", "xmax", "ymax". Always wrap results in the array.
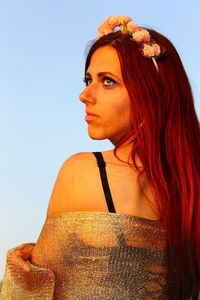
[{"xmin": 79, "ymin": 86, "xmax": 96, "ymax": 104}]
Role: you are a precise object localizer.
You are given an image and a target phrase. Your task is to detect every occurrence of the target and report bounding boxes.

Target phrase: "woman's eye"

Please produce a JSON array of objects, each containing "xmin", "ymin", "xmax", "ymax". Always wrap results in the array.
[
  {"xmin": 103, "ymin": 77, "xmax": 116, "ymax": 87},
  {"xmin": 83, "ymin": 76, "xmax": 117, "ymax": 87},
  {"xmin": 83, "ymin": 77, "xmax": 92, "ymax": 86}
]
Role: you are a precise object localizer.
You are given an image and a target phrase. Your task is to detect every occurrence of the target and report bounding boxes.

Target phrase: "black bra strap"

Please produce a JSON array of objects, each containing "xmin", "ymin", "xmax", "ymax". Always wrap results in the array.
[{"xmin": 92, "ymin": 152, "xmax": 116, "ymax": 213}]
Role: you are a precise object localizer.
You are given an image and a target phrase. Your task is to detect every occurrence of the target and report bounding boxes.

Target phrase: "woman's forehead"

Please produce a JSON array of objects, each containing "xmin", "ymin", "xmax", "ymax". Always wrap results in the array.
[{"xmin": 87, "ymin": 46, "xmax": 122, "ymax": 76}]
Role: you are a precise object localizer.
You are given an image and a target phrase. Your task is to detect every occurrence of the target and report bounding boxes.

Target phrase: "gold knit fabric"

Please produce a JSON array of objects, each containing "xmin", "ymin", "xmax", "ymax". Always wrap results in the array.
[{"xmin": 0, "ymin": 211, "xmax": 168, "ymax": 299}]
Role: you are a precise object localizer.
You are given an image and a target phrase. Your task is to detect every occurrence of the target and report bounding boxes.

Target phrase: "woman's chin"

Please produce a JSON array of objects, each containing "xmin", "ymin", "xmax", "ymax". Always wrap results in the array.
[
  {"xmin": 87, "ymin": 130, "xmax": 106, "ymax": 141},
  {"xmin": 88, "ymin": 135, "xmax": 105, "ymax": 141}
]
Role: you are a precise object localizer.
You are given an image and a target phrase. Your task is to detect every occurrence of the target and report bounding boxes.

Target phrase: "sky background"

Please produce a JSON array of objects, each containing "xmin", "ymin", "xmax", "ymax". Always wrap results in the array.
[{"xmin": 0, "ymin": 0, "xmax": 199, "ymax": 280}]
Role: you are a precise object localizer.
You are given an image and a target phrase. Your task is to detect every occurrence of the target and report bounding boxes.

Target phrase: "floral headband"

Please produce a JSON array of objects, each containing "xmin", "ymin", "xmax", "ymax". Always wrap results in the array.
[{"xmin": 97, "ymin": 16, "xmax": 164, "ymax": 72}]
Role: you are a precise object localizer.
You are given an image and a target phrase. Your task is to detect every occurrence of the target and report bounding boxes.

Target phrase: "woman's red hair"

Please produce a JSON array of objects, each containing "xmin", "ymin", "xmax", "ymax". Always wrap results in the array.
[{"xmin": 85, "ymin": 30, "xmax": 200, "ymax": 299}]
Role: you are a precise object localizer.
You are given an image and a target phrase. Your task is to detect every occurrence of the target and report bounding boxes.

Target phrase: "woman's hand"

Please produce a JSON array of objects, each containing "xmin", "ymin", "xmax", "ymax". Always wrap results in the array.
[{"xmin": 15, "ymin": 243, "xmax": 35, "ymax": 261}]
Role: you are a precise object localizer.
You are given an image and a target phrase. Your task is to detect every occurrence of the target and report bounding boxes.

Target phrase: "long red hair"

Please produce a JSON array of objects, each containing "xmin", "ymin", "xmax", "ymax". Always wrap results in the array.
[{"xmin": 85, "ymin": 30, "xmax": 200, "ymax": 299}]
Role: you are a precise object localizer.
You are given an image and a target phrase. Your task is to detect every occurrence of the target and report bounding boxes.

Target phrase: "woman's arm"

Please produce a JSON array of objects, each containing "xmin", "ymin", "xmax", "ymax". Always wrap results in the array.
[{"xmin": 15, "ymin": 152, "xmax": 90, "ymax": 258}]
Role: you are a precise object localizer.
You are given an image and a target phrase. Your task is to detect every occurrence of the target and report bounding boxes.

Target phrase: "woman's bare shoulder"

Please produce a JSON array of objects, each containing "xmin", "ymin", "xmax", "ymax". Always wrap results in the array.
[
  {"xmin": 46, "ymin": 152, "xmax": 97, "ymax": 218},
  {"xmin": 57, "ymin": 151, "xmax": 97, "ymax": 174}
]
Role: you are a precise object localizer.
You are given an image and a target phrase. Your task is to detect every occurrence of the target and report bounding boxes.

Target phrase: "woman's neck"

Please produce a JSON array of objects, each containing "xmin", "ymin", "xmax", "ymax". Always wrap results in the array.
[{"xmin": 114, "ymin": 134, "xmax": 136, "ymax": 163}]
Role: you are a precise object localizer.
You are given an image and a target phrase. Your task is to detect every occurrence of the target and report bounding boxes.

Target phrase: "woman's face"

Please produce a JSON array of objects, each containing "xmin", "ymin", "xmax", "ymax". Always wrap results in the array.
[{"xmin": 79, "ymin": 46, "xmax": 132, "ymax": 145}]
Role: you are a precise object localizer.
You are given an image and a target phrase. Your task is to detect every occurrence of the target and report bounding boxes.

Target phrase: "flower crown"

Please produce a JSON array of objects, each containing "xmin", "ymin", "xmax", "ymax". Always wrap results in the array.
[{"xmin": 97, "ymin": 16, "xmax": 164, "ymax": 72}]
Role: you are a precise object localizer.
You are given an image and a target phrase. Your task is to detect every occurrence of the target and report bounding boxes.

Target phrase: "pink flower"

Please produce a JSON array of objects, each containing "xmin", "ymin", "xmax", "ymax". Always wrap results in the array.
[
  {"xmin": 143, "ymin": 44, "xmax": 155, "ymax": 57},
  {"xmin": 152, "ymin": 44, "xmax": 161, "ymax": 56},
  {"xmin": 140, "ymin": 29, "xmax": 151, "ymax": 42},
  {"xmin": 127, "ymin": 21, "xmax": 139, "ymax": 33},
  {"xmin": 103, "ymin": 16, "xmax": 124, "ymax": 28},
  {"xmin": 98, "ymin": 24, "xmax": 106, "ymax": 34},
  {"xmin": 103, "ymin": 27, "xmax": 114, "ymax": 35},
  {"xmin": 119, "ymin": 15, "xmax": 131, "ymax": 24},
  {"xmin": 108, "ymin": 16, "xmax": 120, "ymax": 27},
  {"xmin": 132, "ymin": 30, "xmax": 145, "ymax": 43},
  {"xmin": 97, "ymin": 23, "xmax": 114, "ymax": 38},
  {"xmin": 98, "ymin": 23, "xmax": 111, "ymax": 33},
  {"xmin": 103, "ymin": 16, "xmax": 112, "ymax": 25},
  {"xmin": 143, "ymin": 44, "xmax": 161, "ymax": 57}
]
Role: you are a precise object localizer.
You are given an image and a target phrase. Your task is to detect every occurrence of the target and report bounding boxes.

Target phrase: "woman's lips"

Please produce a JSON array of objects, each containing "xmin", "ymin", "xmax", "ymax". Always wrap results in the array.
[{"xmin": 85, "ymin": 114, "xmax": 98, "ymax": 121}]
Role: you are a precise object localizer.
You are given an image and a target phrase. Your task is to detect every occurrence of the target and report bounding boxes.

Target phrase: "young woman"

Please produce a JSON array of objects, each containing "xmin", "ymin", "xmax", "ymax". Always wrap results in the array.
[{"xmin": 1, "ymin": 16, "xmax": 200, "ymax": 299}]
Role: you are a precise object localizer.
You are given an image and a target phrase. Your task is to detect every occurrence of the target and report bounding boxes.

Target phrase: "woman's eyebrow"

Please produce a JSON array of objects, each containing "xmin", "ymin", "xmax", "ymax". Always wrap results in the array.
[{"xmin": 85, "ymin": 71, "xmax": 122, "ymax": 82}]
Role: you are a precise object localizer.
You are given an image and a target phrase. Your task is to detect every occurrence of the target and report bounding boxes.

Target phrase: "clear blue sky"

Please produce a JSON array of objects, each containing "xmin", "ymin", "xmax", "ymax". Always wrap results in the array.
[{"xmin": 0, "ymin": 0, "xmax": 199, "ymax": 280}]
